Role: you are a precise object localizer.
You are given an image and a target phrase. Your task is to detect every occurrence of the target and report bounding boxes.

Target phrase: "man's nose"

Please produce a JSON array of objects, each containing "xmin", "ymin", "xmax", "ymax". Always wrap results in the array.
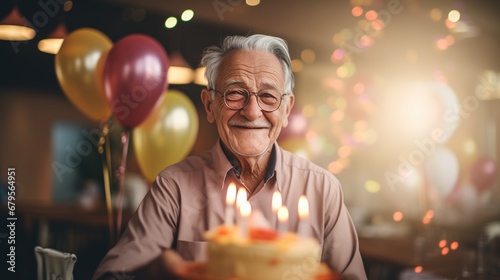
[{"xmin": 240, "ymin": 93, "xmax": 263, "ymax": 119}]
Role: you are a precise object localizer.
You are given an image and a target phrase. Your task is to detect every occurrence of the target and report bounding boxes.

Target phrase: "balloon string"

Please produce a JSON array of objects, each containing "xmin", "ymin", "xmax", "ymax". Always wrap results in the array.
[
  {"xmin": 99, "ymin": 120, "xmax": 115, "ymax": 246},
  {"xmin": 116, "ymin": 130, "xmax": 130, "ymax": 239}
]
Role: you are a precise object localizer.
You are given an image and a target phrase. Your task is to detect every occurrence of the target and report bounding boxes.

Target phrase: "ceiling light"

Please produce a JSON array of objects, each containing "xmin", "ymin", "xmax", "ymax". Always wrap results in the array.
[
  {"xmin": 38, "ymin": 23, "xmax": 68, "ymax": 54},
  {"xmin": 168, "ymin": 51, "xmax": 193, "ymax": 84},
  {"xmin": 0, "ymin": 7, "xmax": 36, "ymax": 41},
  {"xmin": 194, "ymin": 67, "xmax": 208, "ymax": 86},
  {"xmin": 181, "ymin": 9, "xmax": 194, "ymax": 22}
]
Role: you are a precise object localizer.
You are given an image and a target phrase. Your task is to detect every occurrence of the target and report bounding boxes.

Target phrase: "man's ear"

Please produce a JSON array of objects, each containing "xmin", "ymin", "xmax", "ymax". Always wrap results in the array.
[
  {"xmin": 201, "ymin": 89, "xmax": 215, "ymax": 123},
  {"xmin": 282, "ymin": 94, "xmax": 295, "ymax": 128}
]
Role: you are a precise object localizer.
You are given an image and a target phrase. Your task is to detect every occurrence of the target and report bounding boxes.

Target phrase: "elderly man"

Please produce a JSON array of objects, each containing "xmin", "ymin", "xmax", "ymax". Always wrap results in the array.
[{"xmin": 93, "ymin": 34, "xmax": 367, "ymax": 280}]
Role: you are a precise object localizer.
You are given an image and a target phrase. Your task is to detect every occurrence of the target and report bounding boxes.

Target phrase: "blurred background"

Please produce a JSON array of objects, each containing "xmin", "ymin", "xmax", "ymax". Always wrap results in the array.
[{"xmin": 0, "ymin": 0, "xmax": 499, "ymax": 279}]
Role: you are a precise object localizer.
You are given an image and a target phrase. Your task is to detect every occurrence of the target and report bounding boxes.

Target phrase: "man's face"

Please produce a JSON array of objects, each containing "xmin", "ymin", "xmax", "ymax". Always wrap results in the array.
[{"xmin": 201, "ymin": 50, "xmax": 294, "ymax": 157}]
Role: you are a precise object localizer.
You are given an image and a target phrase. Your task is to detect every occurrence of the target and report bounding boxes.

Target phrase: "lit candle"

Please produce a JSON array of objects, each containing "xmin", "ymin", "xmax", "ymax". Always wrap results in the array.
[
  {"xmin": 235, "ymin": 187, "xmax": 247, "ymax": 223},
  {"xmin": 272, "ymin": 190, "xmax": 282, "ymax": 227},
  {"xmin": 239, "ymin": 201, "xmax": 252, "ymax": 238},
  {"xmin": 236, "ymin": 187, "xmax": 247, "ymax": 209},
  {"xmin": 277, "ymin": 205, "xmax": 289, "ymax": 236},
  {"xmin": 225, "ymin": 183, "xmax": 237, "ymax": 226},
  {"xmin": 298, "ymin": 195, "xmax": 310, "ymax": 238}
]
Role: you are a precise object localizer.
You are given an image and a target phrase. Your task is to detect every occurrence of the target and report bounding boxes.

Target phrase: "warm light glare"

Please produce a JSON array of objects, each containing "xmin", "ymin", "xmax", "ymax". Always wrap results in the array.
[
  {"xmin": 240, "ymin": 201, "xmax": 252, "ymax": 217},
  {"xmin": 414, "ymin": 266, "xmax": 423, "ymax": 273},
  {"xmin": 450, "ymin": 241, "xmax": 459, "ymax": 250},
  {"xmin": 393, "ymin": 211, "xmax": 403, "ymax": 222},
  {"xmin": 448, "ymin": 10, "xmax": 461, "ymax": 23},
  {"xmin": 165, "ymin": 17, "xmax": 177, "ymax": 28},
  {"xmin": 181, "ymin": 9, "xmax": 194, "ymax": 21},
  {"xmin": 277, "ymin": 206, "xmax": 289, "ymax": 222},
  {"xmin": 226, "ymin": 183, "xmax": 237, "ymax": 205},
  {"xmin": 272, "ymin": 191, "xmax": 282, "ymax": 212},
  {"xmin": 298, "ymin": 195, "xmax": 309, "ymax": 220},
  {"xmin": 236, "ymin": 187, "xmax": 247, "ymax": 208}
]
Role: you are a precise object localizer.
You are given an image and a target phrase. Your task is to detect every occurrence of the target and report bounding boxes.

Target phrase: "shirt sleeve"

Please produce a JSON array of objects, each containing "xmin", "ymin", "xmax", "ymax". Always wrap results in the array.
[
  {"xmin": 322, "ymin": 176, "xmax": 367, "ymax": 280},
  {"xmin": 92, "ymin": 175, "xmax": 180, "ymax": 280}
]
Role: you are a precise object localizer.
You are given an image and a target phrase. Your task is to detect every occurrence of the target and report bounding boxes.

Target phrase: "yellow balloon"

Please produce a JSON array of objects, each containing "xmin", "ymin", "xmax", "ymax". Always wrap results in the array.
[
  {"xmin": 133, "ymin": 90, "xmax": 199, "ymax": 183},
  {"xmin": 55, "ymin": 28, "xmax": 113, "ymax": 122}
]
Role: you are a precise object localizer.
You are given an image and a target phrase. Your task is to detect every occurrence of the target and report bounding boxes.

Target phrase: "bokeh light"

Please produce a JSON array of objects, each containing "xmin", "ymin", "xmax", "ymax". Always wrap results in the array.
[
  {"xmin": 430, "ymin": 8, "xmax": 442, "ymax": 21},
  {"xmin": 165, "ymin": 17, "xmax": 177, "ymax": 28},
  {"xmin": 393, "ymin": 211, "xmax": 403, "ymax": 222},
  {"xmin": 328, "ymin": 161, "xmax": 344, "ymax": 174},
  {"xmin": 301, "ymin": 49, "xmax": 316, "ymax": 63},
  {"xmin": 448, "ymin": 10, "xmax": 461, "ymax": 23},
  {"xmin": 181, "ymin": 9, "xmax": 194, "ymax": 21},
  {"xmin": 365, "ymin": 10, "xmax": 378, "ymax": 21},
  {"xmin": 439, "ymin": 239, "xmax": 447, "ymax": 248},
  {"xmin": 441, "ymin": 247, "xmax": 450, "ymax": 255},
  {"xmin": 291, "ymin": 59, "xmax": 304, "ymax": 72},
  {"xmin": 365, "ymin": 180, "xmax": 381, "ymax": 193},
  {"xmin": 415, "ymin": 266, "xmax": 423, "ymax": 273},
  {"xmin": 352, "ymin": 6, "xmax": 363, "ymax": 17}
]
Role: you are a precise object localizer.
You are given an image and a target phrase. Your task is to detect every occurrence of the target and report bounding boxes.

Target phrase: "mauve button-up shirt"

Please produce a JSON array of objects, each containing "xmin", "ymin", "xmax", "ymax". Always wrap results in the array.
[{"xmin": 93, "ymin": 141, "xmax": 367, "ymax": 280}]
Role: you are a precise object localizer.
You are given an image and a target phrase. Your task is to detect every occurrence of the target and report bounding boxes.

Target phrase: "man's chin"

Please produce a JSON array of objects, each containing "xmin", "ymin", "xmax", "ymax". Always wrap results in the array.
[{"xmin": 230, "ymin": 144, "xmax": 269, "ymax": 158}]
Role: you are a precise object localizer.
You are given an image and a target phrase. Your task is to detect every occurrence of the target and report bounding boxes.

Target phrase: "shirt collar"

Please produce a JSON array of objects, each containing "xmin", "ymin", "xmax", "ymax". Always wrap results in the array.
[{"xmin": 219, "ymin": 141, "xmax": 277, "ymax": 183}]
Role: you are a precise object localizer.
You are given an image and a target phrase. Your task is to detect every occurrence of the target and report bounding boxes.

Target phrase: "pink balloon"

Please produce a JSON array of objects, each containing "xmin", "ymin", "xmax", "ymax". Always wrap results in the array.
[
  {"xmin": 471, "ymin": 157, "xmax": 497, "ymax": 193},
  {"xmin": 103, "ymin": 34, "xmax": 169, "ymax": 129}
]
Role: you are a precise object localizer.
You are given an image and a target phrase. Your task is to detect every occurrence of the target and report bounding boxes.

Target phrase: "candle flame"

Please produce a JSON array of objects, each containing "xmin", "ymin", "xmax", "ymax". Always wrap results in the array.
[
  {"xmin": 240, "ymin": 201, "xmax": 251, "ymax": 217},
  {"xmin": 226, "ymin": 183, "xmax": 237, "ymax": 205},
  {"xmin": 272, "ymin": 191, "xmax": 282, "ymax": 212},
  {"xmin": 277, "ymin": 206, "xmax": 289, "ymax": 222},
  {"xmin": 236, "ymin": 187, "xmax": 247, "ymax": 208},
  {"xmin": 298, "ymin": 195, "xmax": 309, "ymax": 219}
]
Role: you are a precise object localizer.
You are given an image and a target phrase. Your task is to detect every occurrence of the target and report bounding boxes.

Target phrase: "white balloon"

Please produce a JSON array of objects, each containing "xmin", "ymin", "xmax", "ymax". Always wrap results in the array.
[{"xmin": 424, "ymin": 146, "xmax": 459, "ymax": 197}]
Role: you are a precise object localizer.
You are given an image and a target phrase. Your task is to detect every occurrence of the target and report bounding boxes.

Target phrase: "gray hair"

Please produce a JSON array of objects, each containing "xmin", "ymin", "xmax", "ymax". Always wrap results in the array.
[{"xmin": 200, "ymin": 34, "xmax": 295, "ymax": 95}]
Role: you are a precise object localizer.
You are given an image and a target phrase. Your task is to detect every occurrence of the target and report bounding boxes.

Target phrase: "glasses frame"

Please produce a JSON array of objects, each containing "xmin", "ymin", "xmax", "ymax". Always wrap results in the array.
[{"xmin": 209, "ymin": 88, "xmax": 289, "ymax": 112}]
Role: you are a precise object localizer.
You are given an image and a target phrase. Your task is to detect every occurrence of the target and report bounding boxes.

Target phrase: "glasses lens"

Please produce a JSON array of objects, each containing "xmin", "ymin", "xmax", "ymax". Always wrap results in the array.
[
  {"xmin": 223, "ymin": 88, "xmax": 247, "ymax": 109},
  {"xmin": 223, "ymin": 88, "xmax": 282, "ymax": 111},
  {"xmin": 257, "ymin": 90, "xmax": 280, "ymax": 111}
]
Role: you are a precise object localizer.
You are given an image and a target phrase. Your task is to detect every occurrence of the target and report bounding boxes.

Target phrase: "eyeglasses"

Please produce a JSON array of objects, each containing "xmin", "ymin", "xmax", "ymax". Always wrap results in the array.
[{"xmin": 209, "ymin": 87, "xmax": 288, "ymax": 112}]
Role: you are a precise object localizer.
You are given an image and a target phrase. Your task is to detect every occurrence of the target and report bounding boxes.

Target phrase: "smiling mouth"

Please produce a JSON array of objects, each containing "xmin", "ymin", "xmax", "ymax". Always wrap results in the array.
[{"xmin": 232, "ymin": 124, "xmax": 270, "ymax": 129}]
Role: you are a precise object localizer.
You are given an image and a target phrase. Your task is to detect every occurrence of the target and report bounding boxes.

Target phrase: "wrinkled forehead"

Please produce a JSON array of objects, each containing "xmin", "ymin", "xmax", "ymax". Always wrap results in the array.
[{"xmin": 216, "ymin": 50, "xmax": 285, "ymax": 89}]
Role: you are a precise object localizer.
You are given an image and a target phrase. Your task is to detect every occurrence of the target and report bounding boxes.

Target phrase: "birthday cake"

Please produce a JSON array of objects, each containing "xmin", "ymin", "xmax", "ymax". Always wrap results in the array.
[{"xmin": 204, "ymin": 224, "xmax": 322, "ymax": 280}]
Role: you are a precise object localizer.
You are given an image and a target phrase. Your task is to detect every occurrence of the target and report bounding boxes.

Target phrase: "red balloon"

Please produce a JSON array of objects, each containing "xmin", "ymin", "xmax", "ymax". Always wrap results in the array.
[
  {"xmin": 471, "ymin": 157, "xmax": 497, "ymax": 193},
  {"xmin": 103, "ymin": 34, "xmax": 169, "ymax": 129}
]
